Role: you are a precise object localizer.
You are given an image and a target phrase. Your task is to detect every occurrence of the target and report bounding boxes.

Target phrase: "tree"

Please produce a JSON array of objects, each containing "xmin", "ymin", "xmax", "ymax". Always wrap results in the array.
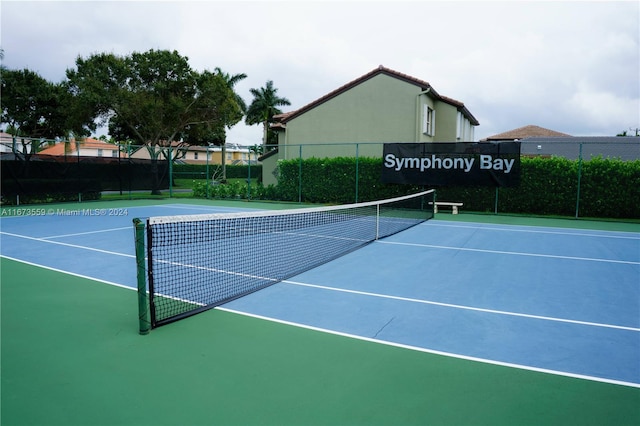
[
  {"xmin": 66, "ymin": 49, "xmax": 243, "ymax": 194},
  {"xmin": 616, "ymin": 128, "xmax": 640, "ymax": 137},
  {"xmin": 181, "ymin": 68, "xmax": 247, "ymax": 178},
  {"xmin": 215, "ymin": 67, "xmax": 247, "ymax": 115},
  {"xmin": 211, "ymin": 67, "xmax": 247, "ymax": 181},
  {"xmin": 0, "ymin": 68, "xmax": 85, "ymax": 158},
  {"xmin": 245, "ymin": 80, "xmax": 290, "ymax": 146}
]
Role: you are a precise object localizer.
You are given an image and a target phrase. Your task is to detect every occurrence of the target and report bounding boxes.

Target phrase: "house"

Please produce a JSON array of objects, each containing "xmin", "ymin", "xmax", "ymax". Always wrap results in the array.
[
  {"xmin": 482, "ymin": 125, "xmax": 572, "ymax": 141},
  {"xmin": 38, "ymin": 138, "xmax": 124, "ymax": 158},
  {"xmin": 127, "ymin": 142, "xmax": 253, "ymax": 165},
  {"xmin": 262, "ymin": 65, "xmax": 479, "ymax": 185},
  {"xmin": 519, "ymin": 137, "xmax": 640, "ymax": 161},
  {"xmin": 484, "ymin": 125, "xmax": 639, "ymax": 161},
  {"xmin": 177, "ymin": 144, "xmax": 254, "ymax": 166},
  {"xmin": 0, "ymin": 132, "xmax": 51, "ymax": 155},
  {"xmin": 0, "ymin": 132, "xmax": 16, "ymax": 153}
]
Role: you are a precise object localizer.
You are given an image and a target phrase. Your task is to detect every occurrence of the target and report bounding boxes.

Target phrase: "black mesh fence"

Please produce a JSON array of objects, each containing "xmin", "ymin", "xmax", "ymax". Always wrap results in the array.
[{"xmin": 1, "ymin": 153, "xmax": 169, "ymax": 205}]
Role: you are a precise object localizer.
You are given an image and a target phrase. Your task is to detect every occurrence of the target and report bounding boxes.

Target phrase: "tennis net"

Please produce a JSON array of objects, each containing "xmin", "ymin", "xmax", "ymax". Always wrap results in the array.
[{"xmin": 133, "ymin": 189, "xmax": 435, "ymax": 333}]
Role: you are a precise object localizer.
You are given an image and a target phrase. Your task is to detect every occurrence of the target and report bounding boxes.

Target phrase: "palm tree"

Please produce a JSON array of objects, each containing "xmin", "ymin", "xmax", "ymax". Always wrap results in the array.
[
  {"xmin": 215, "ymin": 67, "xmax": 247, "ymax": 114},
  {"xmin": 245, "ymin": 80, "xmax": 291, "ymax": 146},
  {"xmin": 215, "ymin": 68, "xmax": 247, "ymax": 180}
]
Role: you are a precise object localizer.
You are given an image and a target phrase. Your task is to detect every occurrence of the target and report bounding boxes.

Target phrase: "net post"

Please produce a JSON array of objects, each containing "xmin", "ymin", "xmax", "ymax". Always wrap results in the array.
[
  {"xmin": 431, "ymin": 190, "xmax": 436, "ymax": 217},
  {"xmin": 133, "ymin": 218, "xmax": 151, "ymax": 335},
  {"xmin": 376, "ymin": 204, "xmax": 380, "ymax": 240}
]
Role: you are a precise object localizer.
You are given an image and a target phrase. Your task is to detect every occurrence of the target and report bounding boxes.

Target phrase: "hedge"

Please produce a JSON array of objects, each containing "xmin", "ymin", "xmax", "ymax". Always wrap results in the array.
[
  {"xmin": 273, "ymin": 156, "xmax": 640, "ymax": 219},
  {"xmin": 172, "ymin": 164, "xmax": 262, "ymax": 181}
]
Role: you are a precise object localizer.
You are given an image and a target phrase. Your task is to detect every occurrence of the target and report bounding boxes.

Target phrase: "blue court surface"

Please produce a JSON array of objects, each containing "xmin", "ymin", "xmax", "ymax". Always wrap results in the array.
[{"xmin": 1, "ymin": 202, "xmax": 638, "ymax": 388}]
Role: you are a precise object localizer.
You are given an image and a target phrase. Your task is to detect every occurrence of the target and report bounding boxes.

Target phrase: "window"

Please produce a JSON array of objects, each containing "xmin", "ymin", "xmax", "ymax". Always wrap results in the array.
[
  {"xmin": 423, "ymin": 105, "xmax": 435, "ymax": 136},
  {"xmin": 194, "ymin": 152, "xmax": 198, "ymax": 160},
  {"xmin": 97, "ymin": 149, "xmax": 103, "ymax": 157},
  {"xmin": 456, "ymin": 111, "xmax": 475, "ymax": 141}
]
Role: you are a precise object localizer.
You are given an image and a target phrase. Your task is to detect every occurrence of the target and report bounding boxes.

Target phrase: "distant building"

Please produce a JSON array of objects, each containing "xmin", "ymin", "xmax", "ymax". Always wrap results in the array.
[
  {"xmin": 38, "ymin": 138, "xmax": 123, "ymax": 158},
  {"xmin": 483, "ymin": 125, "xmax": 639, "ymax": 161},
  {"xmin": 520, "ymin": 137, "xmax": 640, "ymax": 161},
  {"xmin": 176, "ymin": 144, "xmax": 254, "ymax": 166},
  {"xmin": 0, "ymin": 132, "xmax": 51, "ymax": 155},
  {"xmin": 30, "ymin": 138, "xmax": 254, "ymax": 165},
  {"xmin": 482, "ymin": 125, "xmax": 572, "ymax": 141}
]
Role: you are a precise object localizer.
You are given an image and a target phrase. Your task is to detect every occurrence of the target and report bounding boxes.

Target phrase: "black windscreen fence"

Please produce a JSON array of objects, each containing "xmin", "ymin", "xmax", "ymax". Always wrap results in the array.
[{"xmin": 1, "ymin": 156, "xmax": 169, "ymax": 204}]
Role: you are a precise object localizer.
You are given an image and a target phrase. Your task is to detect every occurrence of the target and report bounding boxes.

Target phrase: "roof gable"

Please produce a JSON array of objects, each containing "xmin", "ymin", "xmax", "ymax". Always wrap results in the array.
[
  {"xmin": 274, "ymin": 65, "xmax": 479, "ymax": 125},
  {"xmin": 484, "ymin": 125, "xmax": 573, "ymax": 141},
  {"xmin": 38, "ymin": 138, "xmax": 120, "ymax": 155}
]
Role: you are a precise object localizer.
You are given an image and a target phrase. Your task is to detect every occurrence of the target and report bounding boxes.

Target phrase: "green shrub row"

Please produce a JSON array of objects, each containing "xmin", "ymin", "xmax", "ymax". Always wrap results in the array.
[
  {"xmin": 273, "ymin": 156, "xmax": 640, "ymax": 219},
  {"xmin": 192, "ymin": 180, "xmax": 278, "ymax": 200},
  {"xmin": 173, "ymin": 164, "xmax": 262, "ymax": 181},
  {"xmin": 276, "ymin": 157, "xmax": 424, "ymax": 204}
]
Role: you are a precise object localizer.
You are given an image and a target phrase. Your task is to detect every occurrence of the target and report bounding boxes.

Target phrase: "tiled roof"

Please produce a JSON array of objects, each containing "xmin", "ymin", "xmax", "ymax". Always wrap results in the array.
[
  {"xmin": 38, "ymin": 138, "xmax": 120, "ymax": 155},
  {"xmin": 37, "ymin": 142, "xmax": 73, "ymax": 155},
  {"xmin": 273, "ymin": 65, "xmax": 479, "ymax": 126},
  {"xmin": 483, "ymin": 125, "xmax": 573, "ymax": 141}
]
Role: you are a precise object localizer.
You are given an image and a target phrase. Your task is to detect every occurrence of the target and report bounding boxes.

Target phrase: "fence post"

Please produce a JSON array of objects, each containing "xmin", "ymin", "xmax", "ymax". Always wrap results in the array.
[
  {"xmin": 575, "ymin": 143, "xmax": 583, "ymax": 219},
  {"xmin": 355, "ymin": 144, "xmax": 359, "ymax": 203},
  {"xmin": 168, "ymin": 145, "xmax": 173, "ymax": 197},
  {"xmin": 494, "ymin": 187, "xmax": 499, "ymax": 214},
  {"xmin": 206, "ymin": 146, "xmax": 210, "ymax": 199},
  {"xmin": 247, "ymin": 148, "xmax": 252, "ymax": 200},
  {"xmin": 298, "ymin": 145, "xmax": 303, "ymax": 203}
]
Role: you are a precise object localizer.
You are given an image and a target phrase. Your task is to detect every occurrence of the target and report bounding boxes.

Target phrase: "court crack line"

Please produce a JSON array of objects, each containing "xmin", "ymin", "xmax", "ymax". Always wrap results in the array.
[{"xmin": 373, "ymin": 316, "xmax": 396, "ymax": 339}]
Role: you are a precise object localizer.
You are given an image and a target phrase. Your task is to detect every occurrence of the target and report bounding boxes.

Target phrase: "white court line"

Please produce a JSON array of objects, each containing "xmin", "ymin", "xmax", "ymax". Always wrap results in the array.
[
  {"xmin": 380, "ymin": 240, "xmax": 640, "ymax": 265},
  {"xmin": 40, "ymin": 226, "xmax": 132, "ymax": 240},
  {"xmin": 0, "ymin": 231, "xmax": 134, "ymax": 258},
  {"xmin": 216, "ymin": 306, "xmax": 640, "ymax": 389},
  {"xmin": 0, "ymin": 255, "xmax": 134, "ymax": 290},
  {"xmin": 282, "ymin": 280, "xmax": 640, "ymax": 332},
  {"xmin": 3, "ymin": 252, "xmax": 637, "ymax": 388},
  {"xmin": 157, "ymin": 204, "xmax": 252, "ymax": 213},
  {"xmin": 429, "ymin": 221, "xmax": 640, "ymax": 240}
]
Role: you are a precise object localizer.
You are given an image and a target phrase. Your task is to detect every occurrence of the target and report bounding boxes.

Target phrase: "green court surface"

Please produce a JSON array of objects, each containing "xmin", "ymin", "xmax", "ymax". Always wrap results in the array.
[
  {"xmin": 1, "ymin": 199, "xmax": 639, "ymax": 425},
  {"xmin": 1, "ymin": 257, "xmax": 639, "ymax": 425}
]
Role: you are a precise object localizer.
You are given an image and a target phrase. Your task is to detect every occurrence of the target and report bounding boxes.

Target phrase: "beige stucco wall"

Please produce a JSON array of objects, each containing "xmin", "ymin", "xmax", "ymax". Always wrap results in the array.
[
  {"xmin": 281, "ymin": 74, "xmax": 426, "ymax": 160},
  {"xmin": 432, "ymin": 101, "xmax": 458, "ymax": 142},
  {"xmin": 264, "ymin": 73, "xmax": 477, "ymax": 185}
]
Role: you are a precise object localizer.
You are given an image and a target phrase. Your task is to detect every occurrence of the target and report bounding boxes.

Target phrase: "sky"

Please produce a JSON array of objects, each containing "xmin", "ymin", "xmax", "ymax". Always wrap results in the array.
[{"xmin": 1, "ymin": 0, "xmax": 639, "ymax": 145}]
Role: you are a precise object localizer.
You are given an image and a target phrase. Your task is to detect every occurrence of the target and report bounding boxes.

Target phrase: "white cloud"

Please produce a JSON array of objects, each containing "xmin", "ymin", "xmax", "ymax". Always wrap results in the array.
[
  {"xmin": 565, "ymin": 80, "xmax": 639, "ymax": 133},
  {"xmin": 1, "ymin": 0, "xmax": 638, "ymax": 143}
]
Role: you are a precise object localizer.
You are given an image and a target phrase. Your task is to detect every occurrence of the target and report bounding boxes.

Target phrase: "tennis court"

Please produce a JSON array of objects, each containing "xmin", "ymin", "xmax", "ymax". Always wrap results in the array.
[{"xmin": 1, "ymin": 197, "xmax": 639, "ymax": 426}]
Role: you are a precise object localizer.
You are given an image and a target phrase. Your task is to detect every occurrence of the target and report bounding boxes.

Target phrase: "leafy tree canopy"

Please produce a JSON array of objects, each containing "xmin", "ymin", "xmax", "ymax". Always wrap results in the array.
[
  {"xmin": 245, "ymin": 80, "xmax": 291, "ymax": 145},
  {"xmin": 66, "ymin": 49, "xmax": 243, "ymax": 153},
  {"xmin": 0, "ymin": 68, "xmax": 79, "ymax": 139}
]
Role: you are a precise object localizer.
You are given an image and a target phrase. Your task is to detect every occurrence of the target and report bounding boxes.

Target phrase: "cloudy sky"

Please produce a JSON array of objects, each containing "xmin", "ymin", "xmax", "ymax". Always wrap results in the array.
[{"xmin": 2, "ymin": 0, "xmax": 638, "ymax": 144}]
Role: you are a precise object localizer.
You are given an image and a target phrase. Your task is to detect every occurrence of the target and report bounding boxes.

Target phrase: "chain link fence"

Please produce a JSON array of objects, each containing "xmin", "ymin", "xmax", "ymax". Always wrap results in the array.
[
  {"xmin": 265, "ymin": 139, "xmax": 639, "ymax": 219},
  {"xmin": 2, "ymin": 135, "xmax": 638, "ymax": 219}
]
